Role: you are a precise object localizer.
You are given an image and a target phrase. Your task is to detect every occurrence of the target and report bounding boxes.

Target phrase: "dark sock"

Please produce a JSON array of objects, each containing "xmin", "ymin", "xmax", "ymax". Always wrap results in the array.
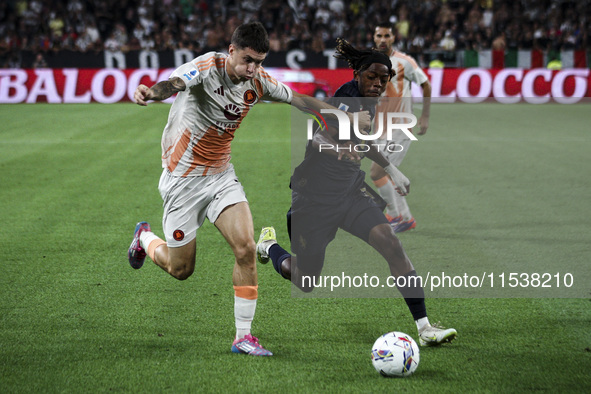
[
  {"xmin": 396, "ymin": 270, "xmax": 427, "ymax": 321},
  {"xmin": 269, "ymin": 244, "xmax": 291, "ymax": 279}
]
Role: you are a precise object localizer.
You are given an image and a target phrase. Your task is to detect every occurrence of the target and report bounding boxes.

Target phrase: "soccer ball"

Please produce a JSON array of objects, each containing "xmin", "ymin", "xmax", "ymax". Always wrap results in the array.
[{"xmin": 371, "ymin": 331, "xmax": 420, "ymax": 377}]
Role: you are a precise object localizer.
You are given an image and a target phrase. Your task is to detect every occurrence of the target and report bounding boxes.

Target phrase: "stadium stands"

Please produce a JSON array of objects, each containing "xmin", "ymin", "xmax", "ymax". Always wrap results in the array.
[{"xmin": 1, "ymin": 0, "xmax": 589, "ymax": 68}]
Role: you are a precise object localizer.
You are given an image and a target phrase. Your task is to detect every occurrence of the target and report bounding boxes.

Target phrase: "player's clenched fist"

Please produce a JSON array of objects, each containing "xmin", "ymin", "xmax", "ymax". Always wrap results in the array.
[{"xmin": 134, "ymin": 84, "xmax": 153, "ymax": 106}]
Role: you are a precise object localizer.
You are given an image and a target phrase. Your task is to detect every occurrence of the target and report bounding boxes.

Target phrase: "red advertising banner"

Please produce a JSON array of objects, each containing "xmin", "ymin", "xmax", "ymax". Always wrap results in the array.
[
  {"xmin": 305, "ymin": 68, "xmax": 591, "ymax": 104},
  {"xmin": 424, "ymin": 68, "xmax": 591, "ymax": 104},
  {"xmin": 0, "ymin": 69, "xmax": 175, "ymax": 104},
  {"xmin": 1, "ymin": 68, "xmax": 590, "ymax": 104}
]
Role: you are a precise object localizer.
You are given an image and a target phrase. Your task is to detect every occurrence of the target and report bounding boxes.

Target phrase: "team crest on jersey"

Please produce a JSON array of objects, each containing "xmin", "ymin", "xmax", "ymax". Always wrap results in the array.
[
  {"xmin": 223, "ymin": 104, "xmax": 242, "ymax": 121},
  {"xmin": 173, "ymin": 230, "xmax": 184, "ymax": 241},
  {"xmin": 243, "ymin": 89, "xmax": 257, "ymax": 104}
]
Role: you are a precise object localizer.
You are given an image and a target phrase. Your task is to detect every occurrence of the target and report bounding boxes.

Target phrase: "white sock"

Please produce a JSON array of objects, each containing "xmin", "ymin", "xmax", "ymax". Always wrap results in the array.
[
  {"xmin": 234, "ymin": 296, "xmax": 257, "ymax": 340},
  {"xmin": 139, "ymin": 231, "xmax": 160, "ymax": 250},
  {"xmin": 416, "ymin": 317, "xmax": 430, "ymax": 331},
  {"xmin": 393, "ymin": 192, "xmax": 412, "ymax": 222},
  {"xmin": 376, "ymin": 179, "xmax": 399, "ymax": 217}
]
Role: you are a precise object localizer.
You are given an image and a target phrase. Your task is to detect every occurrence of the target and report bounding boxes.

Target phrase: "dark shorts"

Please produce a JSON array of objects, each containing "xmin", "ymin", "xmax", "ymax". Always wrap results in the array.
[{"xmin": 288, "ymin": 189, "xmax": 388, "ymax": 272}]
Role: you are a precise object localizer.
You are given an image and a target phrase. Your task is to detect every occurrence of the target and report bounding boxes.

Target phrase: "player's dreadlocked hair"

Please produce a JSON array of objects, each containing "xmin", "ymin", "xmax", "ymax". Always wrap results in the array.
[{"xmin": 334, "ymin": 38, "xmax": 394, "ymax": 79}]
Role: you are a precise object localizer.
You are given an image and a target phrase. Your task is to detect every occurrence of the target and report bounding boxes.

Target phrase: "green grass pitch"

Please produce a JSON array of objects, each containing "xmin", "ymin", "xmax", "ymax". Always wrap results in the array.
[{"xmin": 0, "ymin": 102, "xmax": 590, "ymax": 392}]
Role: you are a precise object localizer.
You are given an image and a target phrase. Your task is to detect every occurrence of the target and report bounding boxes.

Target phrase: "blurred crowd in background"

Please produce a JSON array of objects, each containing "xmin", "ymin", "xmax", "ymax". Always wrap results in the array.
[{"xmin": 1, "ymin": 0, "xmax": 589, "ymax": 68}]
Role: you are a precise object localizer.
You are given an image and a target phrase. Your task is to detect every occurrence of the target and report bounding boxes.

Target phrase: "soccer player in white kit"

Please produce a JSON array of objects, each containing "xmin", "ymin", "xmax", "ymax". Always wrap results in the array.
[
  {"xmin": 128, "ymin": 22, "xmax": 371, "ymax": 356},
  {"xmin": 370, "ymin": 22, "xmax": 432, "ymax": 233}
]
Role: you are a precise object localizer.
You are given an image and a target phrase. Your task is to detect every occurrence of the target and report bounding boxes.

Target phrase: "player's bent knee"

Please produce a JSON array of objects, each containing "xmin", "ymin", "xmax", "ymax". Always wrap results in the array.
[
  {"xmin": 169, "ymin": 263, "xmax": 194, "ymax": 280},
  {"xmin": 165, "ymin": 241, "xmax": 196, "ymax": 280},
  {"xmin": 233, "ymin": 239, "xmax": 257, "ymax": 265},
  {"xmin": 370, "ymin": 225, "xmax": 403, "ymax": 253},
  {"xmin": 167, "ymin": 254, "xmax": 196, "ymax": 280}
]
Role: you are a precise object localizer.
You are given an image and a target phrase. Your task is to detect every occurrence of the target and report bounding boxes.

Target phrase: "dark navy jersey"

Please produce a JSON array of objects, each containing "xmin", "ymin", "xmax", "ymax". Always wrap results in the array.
[{"xmin": 291, "ymin": 79, "xmax": 378, "ymax": 203}]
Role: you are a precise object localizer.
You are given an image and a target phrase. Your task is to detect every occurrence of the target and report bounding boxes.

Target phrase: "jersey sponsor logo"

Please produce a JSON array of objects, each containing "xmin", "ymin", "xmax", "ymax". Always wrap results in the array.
[
  {"xmin": 215, "ymin": 120, "xmax": 239, "ymax": 130},
  {"xmin": 223, "ymin": 104, "xmax": 242, "ymax": 121},
  {"xmin": 243, "ymin": 89, "xmax": 257, "ymax": 104},
  {"xmin": 214, "ymin": 86, "xmax": 224, "ymax": 96},
  {"xmin": 173, "ymin": 229, "xmax": 185, "ymax": 241}
]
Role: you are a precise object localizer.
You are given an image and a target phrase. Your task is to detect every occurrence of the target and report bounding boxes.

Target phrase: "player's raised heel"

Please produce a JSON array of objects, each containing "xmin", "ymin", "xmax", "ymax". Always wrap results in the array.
[
  {"xmin": 231, "ymin": 334, "xmax": 273, "ymax": 356},
  {"xmin": 127, "ymin": 221, "xmax": 151, "ymax": 269},
  {"xmin": 256, "ymin": 226, "xmax": 277, "ymax": 264},
  {"xmin": 418, "ymin": 323, "xmax": 457, "ymax": 346}
]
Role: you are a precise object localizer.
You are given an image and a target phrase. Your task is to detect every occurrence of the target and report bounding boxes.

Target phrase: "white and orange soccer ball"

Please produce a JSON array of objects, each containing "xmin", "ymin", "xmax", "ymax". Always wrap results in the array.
[{"xmin": 371, "ymin": 331, "xmax": 420, "ymax": 377}]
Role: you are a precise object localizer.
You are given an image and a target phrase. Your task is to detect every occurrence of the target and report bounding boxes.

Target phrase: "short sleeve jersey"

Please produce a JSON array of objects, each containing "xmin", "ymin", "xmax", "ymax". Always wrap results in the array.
[
  {"xmin": 162, "ymin": 52, "xmax": 293, "ymax": 177},
  {"xmin": 384, "ymin": 49, "xmax": 428, "ymax": 112},
  {"xmin": 375, "ymin": 50, "xmax": 428, "ymax": 140},
  {"xmin": 291, "ymin": 80, "xmax": 372, "ymax": 203}
]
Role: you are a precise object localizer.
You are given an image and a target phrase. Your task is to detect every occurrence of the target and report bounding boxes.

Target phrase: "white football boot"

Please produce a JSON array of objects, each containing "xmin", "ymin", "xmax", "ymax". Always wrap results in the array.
[
  {"xmin": 418, "ymin": 323, "xmax": 457, "ymax": 346},
  {"xmin": 256, "ymin": 227, "xmax": 277, "ymax": 264}
]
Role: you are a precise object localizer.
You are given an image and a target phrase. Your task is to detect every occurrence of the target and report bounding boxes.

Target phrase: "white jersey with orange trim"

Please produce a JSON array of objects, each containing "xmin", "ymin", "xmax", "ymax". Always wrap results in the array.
[
  {"xmin": 385, "ymin": 49, "xmax": 428, "ymax": 105},
  {"xmin": 376, "ymin": 49, "xmax": 428, "ymax": 141},
  {"xmin": 161, "ymin": 51, "xmax": 293, "ymax": 177}
]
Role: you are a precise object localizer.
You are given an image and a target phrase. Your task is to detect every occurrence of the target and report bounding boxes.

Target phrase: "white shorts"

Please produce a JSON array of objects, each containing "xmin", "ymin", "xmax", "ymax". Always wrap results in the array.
[
  {"xmin": 158, "ymin": 164, "xmax": 247, "ymax": 247},
  {"xmin": 379, "ymin": 138, "xmax": 412, "ymax": 167}
]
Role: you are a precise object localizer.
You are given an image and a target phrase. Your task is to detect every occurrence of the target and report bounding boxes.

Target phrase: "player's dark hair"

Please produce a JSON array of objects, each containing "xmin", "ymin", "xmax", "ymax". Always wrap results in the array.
[
  {"xmin": 375, "ymin": 22, "xmax": 394, "ymax": 31},
  {"xmin": 334, "ymin": 38, "xmax": 394, "ymax": 78},
  {"xmin": 231, "ymin": 22, "xmax": 270, "ymax": 54}
]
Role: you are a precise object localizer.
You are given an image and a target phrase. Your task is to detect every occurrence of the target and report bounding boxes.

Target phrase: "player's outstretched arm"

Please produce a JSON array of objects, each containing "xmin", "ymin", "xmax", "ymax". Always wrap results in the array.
[
  {"xmin": 134, "ymin": 77, "xmax": 186, "ymax": 106},
  {"xmin": 418, "ymin": 80, "xmax": 431, "ymax": 135},
  {"xmin": 290, "ymin": 91, "xmax": 371, "ymax": 131}
]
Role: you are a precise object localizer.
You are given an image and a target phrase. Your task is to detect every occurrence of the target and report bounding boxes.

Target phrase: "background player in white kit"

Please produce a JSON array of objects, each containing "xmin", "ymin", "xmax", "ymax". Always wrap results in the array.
[
  {"xmin": 370, "ymin": 22, "xmax": 432, "ymax": 233},
  {"xmin": 128, "ymin": 22, "xmax": 370, "ymax": 357}
]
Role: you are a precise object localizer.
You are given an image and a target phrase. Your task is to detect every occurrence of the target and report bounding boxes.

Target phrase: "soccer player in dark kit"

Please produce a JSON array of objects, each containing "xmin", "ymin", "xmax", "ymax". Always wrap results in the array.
[{"xmin": 257, "ymin": 38, "xmax": 457, "ymax": 346}]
